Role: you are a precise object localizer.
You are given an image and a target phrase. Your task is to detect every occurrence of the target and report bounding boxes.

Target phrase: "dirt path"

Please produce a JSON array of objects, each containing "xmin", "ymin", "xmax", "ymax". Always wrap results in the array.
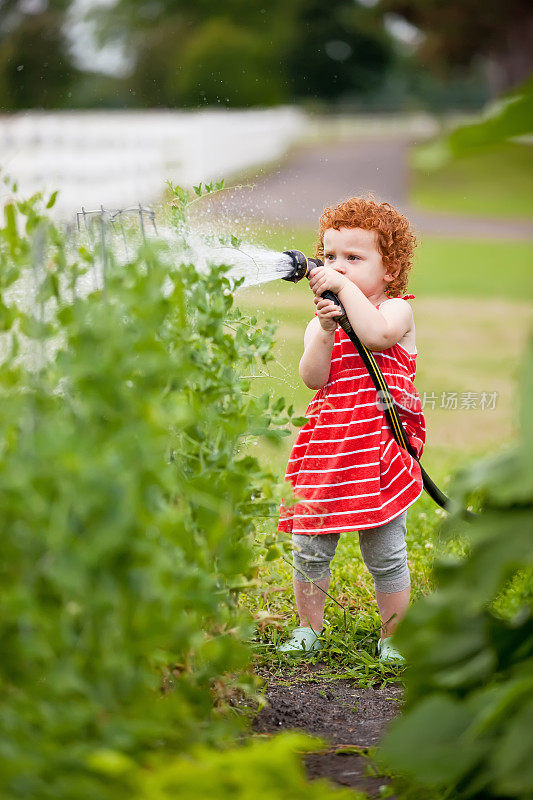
[
  {"xmin": 206, "ymin": 139, "xmax": 533, "ymax": 240},
  {"xmin": 253, "ymin": 665, "xmax": 402, "ymax": 796}
]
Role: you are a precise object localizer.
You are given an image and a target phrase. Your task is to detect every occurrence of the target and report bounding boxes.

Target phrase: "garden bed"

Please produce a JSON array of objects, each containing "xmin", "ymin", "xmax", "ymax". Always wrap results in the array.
[{"xmin": 253, "ymin": 664, "xmax": 402, "ymax": 796}]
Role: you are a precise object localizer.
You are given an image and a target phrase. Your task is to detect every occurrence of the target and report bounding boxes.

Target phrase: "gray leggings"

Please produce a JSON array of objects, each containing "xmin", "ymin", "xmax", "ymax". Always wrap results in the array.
[{"xmin": 292, "ymin": 510, "xmax": 409, "ymax": 593}]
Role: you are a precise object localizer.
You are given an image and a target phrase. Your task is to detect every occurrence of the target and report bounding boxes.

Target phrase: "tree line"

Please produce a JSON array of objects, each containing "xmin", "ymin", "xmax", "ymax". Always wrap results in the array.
[
  {"xmin": 0, "ymin": 1, "xmax": 531, "ymax": 112},
  {"xmin": 0, "ymin": 0, "xmax": 533, "ymax": 111}
]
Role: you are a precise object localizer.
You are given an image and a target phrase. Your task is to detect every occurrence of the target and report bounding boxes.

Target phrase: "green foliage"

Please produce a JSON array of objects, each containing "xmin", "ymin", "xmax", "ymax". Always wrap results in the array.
[
  {"xmin": 0, "ymin": 8, "xmax": 79, "ymax": 110},
  {"xmin": 0, "ymin": 0, "xmax": 502, "ymax": 111},
  {"xmin": 379, "ymin": 333, "xmax": 533, "ymax": 798},
  {"xmin": 447, "ymin": 77, "xmax": 533, "ymax": 154},
  {"xmin": 87, "ymin": 0, "xmax": 296, "ymax": 108},
  {"xmin": 286, "ymin": 0, "xmax": 393, "ymax": 102},
  {"xmin": 173, "ymin": 18, "xmax": 287, "ymax": 107},
  {"xmin": 0, "ymin": 178, "xmax": 300, "ymax": 798},
  {"xmin": 166, "ymin": 178, "xmax": 226, "ymax": 224},
  {"xmin": 83, "ymin": 0, "xmax": 401, "ymax": 110},
  {"xmin": 137, "ymin": 732, "xmax": 361, "ymax": 799}
]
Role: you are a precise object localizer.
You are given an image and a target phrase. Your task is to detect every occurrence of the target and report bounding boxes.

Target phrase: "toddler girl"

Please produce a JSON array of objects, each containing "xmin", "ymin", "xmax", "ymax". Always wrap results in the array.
[{"xmin": 277, "ymin": 197, "xmax": 426, "ymax": 662}]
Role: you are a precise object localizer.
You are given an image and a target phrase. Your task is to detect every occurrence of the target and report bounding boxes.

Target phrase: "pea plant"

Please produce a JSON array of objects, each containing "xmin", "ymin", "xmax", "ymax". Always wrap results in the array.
[{"xmin": 0, "ymin": 177, "xmax": 303, "ymax": 800}]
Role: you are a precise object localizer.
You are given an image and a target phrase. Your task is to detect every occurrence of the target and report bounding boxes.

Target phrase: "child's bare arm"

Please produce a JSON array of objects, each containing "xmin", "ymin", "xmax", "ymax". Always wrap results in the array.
[
  {"xmin": 299, "ymin": 306, "xmax": 339, "ymax": 389},
  {"xmin": 371, "ymin": 299, "xmax": 414, "ymax": 351},
  {"xmin": 309, "ymin": 267, "xmax": 412, "ymax": 351},
  {"xmin": 337, "ymin": 285, "xmax": 413, "ymax": 350}
]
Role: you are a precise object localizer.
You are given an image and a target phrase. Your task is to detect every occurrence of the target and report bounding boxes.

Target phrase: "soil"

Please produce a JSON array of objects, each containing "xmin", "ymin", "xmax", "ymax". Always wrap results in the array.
[{"xmin": 252, "ymin": 663, "xmax": 403, "ymax": 797}]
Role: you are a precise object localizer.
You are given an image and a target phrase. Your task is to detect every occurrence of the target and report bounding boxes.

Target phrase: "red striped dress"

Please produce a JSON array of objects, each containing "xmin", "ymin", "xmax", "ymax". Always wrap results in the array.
[{"xmin": 278, "ymin": 295, "xmax": 426, "ymax": 534}]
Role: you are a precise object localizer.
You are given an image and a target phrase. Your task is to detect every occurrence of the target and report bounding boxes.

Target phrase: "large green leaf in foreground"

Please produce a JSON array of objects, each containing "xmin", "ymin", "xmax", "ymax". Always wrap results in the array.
[{"xmin": 380, "ymin": 332, "xmax": 533, "ymax": 798}]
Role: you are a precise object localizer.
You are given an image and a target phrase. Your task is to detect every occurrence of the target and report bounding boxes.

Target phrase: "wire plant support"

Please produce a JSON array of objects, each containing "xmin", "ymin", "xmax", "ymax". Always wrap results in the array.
[
  {"xmin": 76, "ymin": 204, "xmax": 158, "ymax": 243},
  {"xmin": 75, "ymin": 204, "xmax": 159, "ymax": 290}
]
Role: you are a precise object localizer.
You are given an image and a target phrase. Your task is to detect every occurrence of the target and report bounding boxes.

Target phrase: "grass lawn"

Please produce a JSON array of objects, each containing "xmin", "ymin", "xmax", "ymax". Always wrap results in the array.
[
  {"xmin": 233, "ymin": 228, "xmax": 533, "ymax": 679},
  {"xmin": 410, "ymin": 237, "xmax": 533, "ymax": 299},
  {"xmin": 410, "ymin": 141, "xmax": 533, "ymax": 219}
]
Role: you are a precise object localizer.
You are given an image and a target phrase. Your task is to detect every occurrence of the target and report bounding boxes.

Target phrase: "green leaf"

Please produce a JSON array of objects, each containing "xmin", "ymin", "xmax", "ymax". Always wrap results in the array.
[
  {"xmin": 86, "ymin": 749, "xmax": 135, "ymax": 776},
  {"xmin": 265, "ymin": 545, "xmax": 282, "ymax": 561},
  {"xmin": 0, "ymin": 301, "xmax": 16, "ymax": 331},
  {"xmin": 37, "ymin": 271, "xmax": 60, "ymax": 303},
  {"xmin": 46, "ymin": 190, "xmax": 59, "ymax": 209},
  {"xmin": 257, "ymin": 392, "xmax": 270, "ymax": 410},
  {"xmin": 381, "ymin": 696, "xmax": 483, "ymax": 786},
  {"xmin": 449, "ymin": 82, "xmax": 533, "ymax": 155},
  {"xmin": 4, "ymin": 201, "xmax": 17, "ymax": 254},
  {"xmin": 18, "ymin": 313, "xmax": 53, "ymax": 339},
  {"xmin": 292, "ymin": 416, "xmax": 308, "ymax": 427},
  {"xmin": 491, "ymin": 699, "xmax": 533, "ymax": 795}
]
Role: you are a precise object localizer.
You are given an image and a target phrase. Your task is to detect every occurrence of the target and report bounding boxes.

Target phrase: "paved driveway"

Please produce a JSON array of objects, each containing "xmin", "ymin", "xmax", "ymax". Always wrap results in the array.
[{"xmin": 207, "ymin": 139, "xmax": 533, "ymax": 240}]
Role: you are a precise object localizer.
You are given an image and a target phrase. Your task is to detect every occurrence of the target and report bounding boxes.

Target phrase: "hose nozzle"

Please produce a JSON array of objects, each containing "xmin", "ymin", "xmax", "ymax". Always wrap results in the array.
[
  {"xmin": 282, "ymin": 249, "xmax": 323, "ymax": 283},
  {"xmin": 282, "ymin": 248, "xmax": 349, "ymax": 332}
]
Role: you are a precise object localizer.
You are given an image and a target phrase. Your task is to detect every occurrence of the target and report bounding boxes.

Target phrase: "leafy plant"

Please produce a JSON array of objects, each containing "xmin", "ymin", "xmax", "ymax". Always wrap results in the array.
[
  {"xmin": 0, "ymin": 177, "xmax": 305, "ymax": 799},
  {"xmin": 447, "ymin": 75, "xmax": 533, "ymax": 155},
  {"xmin": 379, "ymin": 333, "xmax": 533, "ymax": 799},
  {"xmin": 136, "ymin": 732, "xmax": 362, "ymax": 800}
]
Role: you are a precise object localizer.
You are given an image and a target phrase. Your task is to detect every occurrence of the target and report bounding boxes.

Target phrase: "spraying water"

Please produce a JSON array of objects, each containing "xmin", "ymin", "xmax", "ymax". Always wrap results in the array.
[
  {"xmin": 159, "ymin": 226, "xmax": 295, "ymax": 288},
  {"xmin": 74, "ymin": 205, "xmax": 297, "ymax": 290},
  {"xmin": 0, "ymin": 203, "xmax": 300, "ymax": 369},
  {"xmin": 5, "ymin": 206, "xmax": 296, "ymax": 310}
]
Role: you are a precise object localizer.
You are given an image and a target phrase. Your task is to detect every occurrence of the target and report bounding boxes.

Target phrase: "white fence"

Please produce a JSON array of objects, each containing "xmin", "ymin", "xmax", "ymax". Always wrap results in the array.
[{"xmin": 0, "ymin": 107, "xmax": 305, "ymax": 221}]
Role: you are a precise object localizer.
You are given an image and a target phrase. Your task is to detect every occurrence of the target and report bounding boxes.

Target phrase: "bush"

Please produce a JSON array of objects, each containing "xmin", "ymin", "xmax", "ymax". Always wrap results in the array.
[
  {"xmin": 137, "ymin": 732, "xmax": 361, "ymax": 800},
  {"xmin": 0, "ymin": 182, "xmax": 293, "ymax": 798}
]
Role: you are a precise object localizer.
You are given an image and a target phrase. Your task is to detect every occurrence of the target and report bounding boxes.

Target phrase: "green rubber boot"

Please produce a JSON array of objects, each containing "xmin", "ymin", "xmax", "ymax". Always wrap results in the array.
[
  {"xmin": 278, "ymin": 626, "xmax": 322, "ymax": 657},
  {"xmin": 378, "ymin": 636, "xmax": 406, "ymax": 664}
]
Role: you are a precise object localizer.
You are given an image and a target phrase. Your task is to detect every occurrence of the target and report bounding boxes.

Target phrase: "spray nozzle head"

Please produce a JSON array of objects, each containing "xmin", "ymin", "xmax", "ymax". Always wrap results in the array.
[{"xmin": 282, "ymin": 250, "xmax": 323, "ymax": 283}]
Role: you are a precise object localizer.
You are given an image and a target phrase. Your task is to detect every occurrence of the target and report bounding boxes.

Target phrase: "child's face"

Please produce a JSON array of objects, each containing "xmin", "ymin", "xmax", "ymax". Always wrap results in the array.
[{"xmin": 323, "ymin": 227, "xmax": 395, "ymax": 299}]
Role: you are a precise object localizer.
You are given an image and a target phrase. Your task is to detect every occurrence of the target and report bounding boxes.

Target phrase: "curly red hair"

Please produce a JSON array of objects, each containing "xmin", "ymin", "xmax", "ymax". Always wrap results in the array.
[{"xmin": 315, "ymin": 197, "xmax": 417, "ymax": 297}]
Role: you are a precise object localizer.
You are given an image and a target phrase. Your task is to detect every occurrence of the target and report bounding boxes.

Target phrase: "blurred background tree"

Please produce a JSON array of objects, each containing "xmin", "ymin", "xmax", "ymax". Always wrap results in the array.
[
  {"xmin": 134, "ymin": 16, "xmax": 288, "ymax": 107},
  {"xmin": 0, "ymin": 0, "xmax": 79, "ymax": 108},
  {"xmin": 380, "ymin": 0, "xmax": 533, "ymax": 95},
  {"xmin": 86, "ymin": 0, "xmax": 297, "ymax": 108},
  {"xmin": 0, "ymin": 0, "xmax": 531, "ymax": 111},
  {"xmin": 282, "ymin": 0, "xmax": 394, "ymax": 105}
]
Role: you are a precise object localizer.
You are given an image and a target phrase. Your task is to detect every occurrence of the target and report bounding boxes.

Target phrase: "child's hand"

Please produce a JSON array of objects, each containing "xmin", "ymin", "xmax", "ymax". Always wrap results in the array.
[
  {"xmin": 309, "ymin": 266, "xmax": 348, "ymax": 296},
  {"xmin": 314, "ymin": 296, "xmax": 342, "ymax": 332}
]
